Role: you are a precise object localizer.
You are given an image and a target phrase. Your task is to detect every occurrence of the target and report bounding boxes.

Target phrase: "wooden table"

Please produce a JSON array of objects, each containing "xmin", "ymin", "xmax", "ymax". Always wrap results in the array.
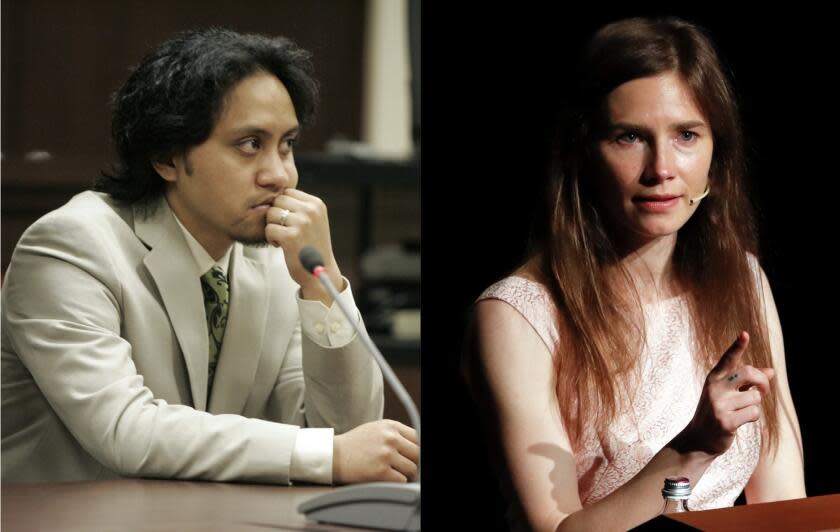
[
  {"xmin": 2, "ymin": 479, "xmax": 372, "ymax": 531},
  {"xmin": 664, "ymin": 493, "xmax": 840, "ymax": 531}
]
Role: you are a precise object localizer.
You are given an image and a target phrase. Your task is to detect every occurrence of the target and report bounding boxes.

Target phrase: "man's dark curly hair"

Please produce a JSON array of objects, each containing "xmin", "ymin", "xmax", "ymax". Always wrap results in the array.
[{"xmin": 95, "ymin": 27, "xmax": 319, "ymax": 208}]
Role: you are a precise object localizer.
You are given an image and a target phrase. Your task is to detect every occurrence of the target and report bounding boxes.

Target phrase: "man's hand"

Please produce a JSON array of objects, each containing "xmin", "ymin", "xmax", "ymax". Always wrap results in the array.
[
  {"xmin": 333, "ymin": 420, "xmax": 420, "ymax": 484},
  {"xmin": 265, "ymin": 189, "xmax": 344, "ymax": 304}
]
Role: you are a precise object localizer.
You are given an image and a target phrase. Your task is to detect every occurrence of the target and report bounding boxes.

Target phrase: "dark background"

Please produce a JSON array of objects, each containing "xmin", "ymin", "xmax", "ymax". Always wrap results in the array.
[{"xmin": 421, "ymin": 5, "xmax": 840, "ymax": 530}]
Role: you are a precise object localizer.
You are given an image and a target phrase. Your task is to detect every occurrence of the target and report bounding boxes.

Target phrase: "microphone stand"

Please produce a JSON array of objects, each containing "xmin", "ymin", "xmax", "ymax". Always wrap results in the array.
[{"xmin": 297, "ymin": 248, "xmax": 420, "ymax": 532}]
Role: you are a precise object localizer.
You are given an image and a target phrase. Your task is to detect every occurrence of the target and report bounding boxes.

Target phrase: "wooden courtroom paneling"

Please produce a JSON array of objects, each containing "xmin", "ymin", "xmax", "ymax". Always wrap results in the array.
[
  {"xmin": 383, "ymin": 365, "xmax": 420, "ymax": 428},
  {"xmin": 1, "ymin": 0, "xmax": 364, "ymax": 162}
]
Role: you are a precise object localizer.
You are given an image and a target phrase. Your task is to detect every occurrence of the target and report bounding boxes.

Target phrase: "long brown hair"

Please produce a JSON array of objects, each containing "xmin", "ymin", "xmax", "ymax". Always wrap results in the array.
[{"xmin": 537, "ymin": 17, "xmax": 780, "ymax": 458}]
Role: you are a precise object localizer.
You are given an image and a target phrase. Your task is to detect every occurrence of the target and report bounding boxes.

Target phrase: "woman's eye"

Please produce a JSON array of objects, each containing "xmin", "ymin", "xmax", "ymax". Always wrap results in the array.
[
  {"xmin": 679, "ymin": 131, "xmax": 697, "ymax": 142},
  {"xmin": 617, "ymin": 132, "xmax": 640, "ymax": 144},
  {"xmin": 284, "ymin": 137, "xmax": 298, "ymax": 151}
]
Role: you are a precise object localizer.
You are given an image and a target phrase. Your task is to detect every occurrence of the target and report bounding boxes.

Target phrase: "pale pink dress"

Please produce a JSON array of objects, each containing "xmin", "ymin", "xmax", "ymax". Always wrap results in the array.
[{"xmin": 478, "ymin": 275, "xmax": 761, "ymax": 514}]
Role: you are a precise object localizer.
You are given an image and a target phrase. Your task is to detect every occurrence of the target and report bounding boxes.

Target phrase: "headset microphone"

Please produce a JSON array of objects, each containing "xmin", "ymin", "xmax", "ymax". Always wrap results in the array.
[{"xmin": 689, "ymin": 184, "xmax": 710, "ymax": 206}]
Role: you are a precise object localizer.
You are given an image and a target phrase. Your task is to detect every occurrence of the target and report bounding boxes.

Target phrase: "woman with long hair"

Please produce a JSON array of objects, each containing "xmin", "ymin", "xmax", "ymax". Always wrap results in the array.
[{"xmin": 464, "ymin": 17, "xmax": 806, "ymax": 531}]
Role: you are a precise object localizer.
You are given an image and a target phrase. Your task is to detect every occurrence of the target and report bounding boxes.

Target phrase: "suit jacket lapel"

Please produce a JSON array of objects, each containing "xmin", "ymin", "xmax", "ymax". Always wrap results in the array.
[
  {"xmin": 208, "ymin": 245, "xmax": 270, "ymax": 414},
  {"xmin": 135, "ymin": 200, "xmax": 209, "ymax": 411}
]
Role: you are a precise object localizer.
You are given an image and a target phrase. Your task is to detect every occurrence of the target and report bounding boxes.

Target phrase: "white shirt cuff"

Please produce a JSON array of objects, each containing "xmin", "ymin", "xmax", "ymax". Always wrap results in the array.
[
  {"xmin": 290, "ymin": 427, "xmax": 334, "ymax": 485},
  {"xmin": 297, "ymin": 276, "xmax": 359, "ymax": 348}
]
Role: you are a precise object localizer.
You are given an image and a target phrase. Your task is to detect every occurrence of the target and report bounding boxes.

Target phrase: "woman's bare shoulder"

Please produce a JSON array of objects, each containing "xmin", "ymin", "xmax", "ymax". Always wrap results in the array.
[
  {"xmin": 476, "ymin": 260, "xmax": 560, "ymax": 353},
  {"xmin": 480, "ymin": 257, "xmax": 548, "ymax": 299}
]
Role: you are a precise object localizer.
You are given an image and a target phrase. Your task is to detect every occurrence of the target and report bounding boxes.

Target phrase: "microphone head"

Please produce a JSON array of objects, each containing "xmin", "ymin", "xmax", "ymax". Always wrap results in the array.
[
  {"xmin": 689, "ymin": 184, "xmax": 711, "ymax": 206},
  {"xmin": 299, "ymin": 246, "xmax": 325, "ymax": 274}
]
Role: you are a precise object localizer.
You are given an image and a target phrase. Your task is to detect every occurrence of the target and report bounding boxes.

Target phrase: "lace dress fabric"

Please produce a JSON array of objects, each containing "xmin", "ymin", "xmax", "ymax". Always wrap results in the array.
[{"xmin": 478, "ymin": 276, "xmax": 761, "ymax": 513}]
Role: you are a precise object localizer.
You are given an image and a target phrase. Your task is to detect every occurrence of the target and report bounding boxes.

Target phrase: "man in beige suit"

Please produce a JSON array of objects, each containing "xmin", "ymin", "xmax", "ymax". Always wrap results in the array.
[{"xmin": 1, "ymin": 28, "xmax": 419, "ymax": 486}]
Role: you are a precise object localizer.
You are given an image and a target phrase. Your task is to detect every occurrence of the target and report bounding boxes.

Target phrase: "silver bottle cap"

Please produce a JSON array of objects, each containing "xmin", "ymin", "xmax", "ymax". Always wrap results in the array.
[{"xmin": 662, "ymin": 476, "xmax": 691, "ymax": 499}]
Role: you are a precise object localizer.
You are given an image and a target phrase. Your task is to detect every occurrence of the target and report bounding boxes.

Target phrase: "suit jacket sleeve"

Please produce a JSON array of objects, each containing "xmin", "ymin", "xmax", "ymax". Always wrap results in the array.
[
  {"xmin": 260, "ymin": 271, "xmax": 384, "ymax": 435},
  {"xmin": 3, "ymin": 212, "xmax": 300, "ymax": 484}
]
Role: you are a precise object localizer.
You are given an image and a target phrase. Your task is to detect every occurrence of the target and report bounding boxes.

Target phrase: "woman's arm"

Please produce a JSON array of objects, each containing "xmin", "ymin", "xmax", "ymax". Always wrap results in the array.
[
  {"xmin": 471, "ymin": 299, "xmax": 582, "ymax": 532},
  {"xmin": 471, "ymin": 299, "xmax": 719, "ymax": 532},
  {"xmin": 744, "ymin": 269, "xmax": 807, "ymax": 503}
]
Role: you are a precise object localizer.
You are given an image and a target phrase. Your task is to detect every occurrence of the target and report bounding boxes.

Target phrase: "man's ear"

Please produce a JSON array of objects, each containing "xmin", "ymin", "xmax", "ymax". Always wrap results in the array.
[{"xmin": 151, "ymin": 156, "xmax": 178, "ymax": 183}]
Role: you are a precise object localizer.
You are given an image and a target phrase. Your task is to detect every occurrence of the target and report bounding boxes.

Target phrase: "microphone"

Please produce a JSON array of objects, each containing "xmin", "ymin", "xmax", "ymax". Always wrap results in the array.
[
  {"xmin": 298, "ymin": 247, "xmax": 421, "ymax": 448},
  {"xmin": 688, "ymin": 184, "xmax": 710, "ymax": 206},
  {"xmin": 299, "ymin": 246, "xmax": 326, "ymax": 278},
  {"xmin": 297, "ymin": 246, "xmax": 421, "ymax": 532}
]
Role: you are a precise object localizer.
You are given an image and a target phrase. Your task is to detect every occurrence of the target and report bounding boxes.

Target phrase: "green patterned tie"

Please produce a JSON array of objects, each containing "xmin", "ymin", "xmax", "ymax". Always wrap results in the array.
[{"xmin": 200, "ymin": 266, "xmax": 229, "ymax": 400}]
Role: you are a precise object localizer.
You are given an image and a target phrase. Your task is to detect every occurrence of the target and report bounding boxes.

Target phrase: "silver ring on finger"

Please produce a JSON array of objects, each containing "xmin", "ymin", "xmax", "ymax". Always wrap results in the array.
[{"xmin": 278, "ymin": 208, "xmax": 291, "ymax": 226}]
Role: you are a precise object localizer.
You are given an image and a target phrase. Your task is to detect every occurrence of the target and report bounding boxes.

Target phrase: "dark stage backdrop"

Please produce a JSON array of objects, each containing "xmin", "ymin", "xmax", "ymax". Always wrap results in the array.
[{"xmin": 421, "ymin": 5, "xmax": 840, "ymax": 530}]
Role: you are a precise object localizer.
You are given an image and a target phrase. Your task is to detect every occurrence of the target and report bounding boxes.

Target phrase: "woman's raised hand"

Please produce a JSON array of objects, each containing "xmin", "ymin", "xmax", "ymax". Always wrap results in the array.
[{"xmin": 671, "ymin": 331, "xmax": 775, "ymax": 457}]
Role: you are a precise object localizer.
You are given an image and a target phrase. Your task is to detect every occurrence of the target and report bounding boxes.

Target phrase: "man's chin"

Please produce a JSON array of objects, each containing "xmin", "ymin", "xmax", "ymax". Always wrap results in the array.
[
  {"xmin": 241, "ymin": 240, "xmax": 271, "ymax": 249},
  {"xmin": 230, "ymin": 222, "xmax": 270, "ymax": 248},
  {"xmin": 231, "ymin": 227, "xmax": 270, "ymax": 248},
  {"xmin": 236, "ymin": 235, "xmax": 270, "ymax": 248}
]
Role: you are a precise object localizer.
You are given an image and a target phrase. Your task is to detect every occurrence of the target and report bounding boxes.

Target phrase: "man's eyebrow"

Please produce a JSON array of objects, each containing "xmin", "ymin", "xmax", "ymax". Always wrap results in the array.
[
  {"xmin": 230, "ymin": 125, "xmax": 301, "ymax": 138},
  {"xmin": 283, "ymin": 126, "xmax": 301, "ymax": 138}
]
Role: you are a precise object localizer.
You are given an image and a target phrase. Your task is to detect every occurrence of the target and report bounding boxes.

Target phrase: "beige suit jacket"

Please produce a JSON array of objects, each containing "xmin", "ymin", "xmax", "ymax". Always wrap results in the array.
[{"xmin": 1, "ymin": 191, "xmax": 383, "ymax": 484}]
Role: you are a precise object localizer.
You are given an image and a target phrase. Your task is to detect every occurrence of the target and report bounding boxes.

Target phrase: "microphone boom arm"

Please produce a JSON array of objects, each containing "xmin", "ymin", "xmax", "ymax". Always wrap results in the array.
[{"xmin": 310, "ymin": 264, "xmax": 421, "ymax": 478}]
